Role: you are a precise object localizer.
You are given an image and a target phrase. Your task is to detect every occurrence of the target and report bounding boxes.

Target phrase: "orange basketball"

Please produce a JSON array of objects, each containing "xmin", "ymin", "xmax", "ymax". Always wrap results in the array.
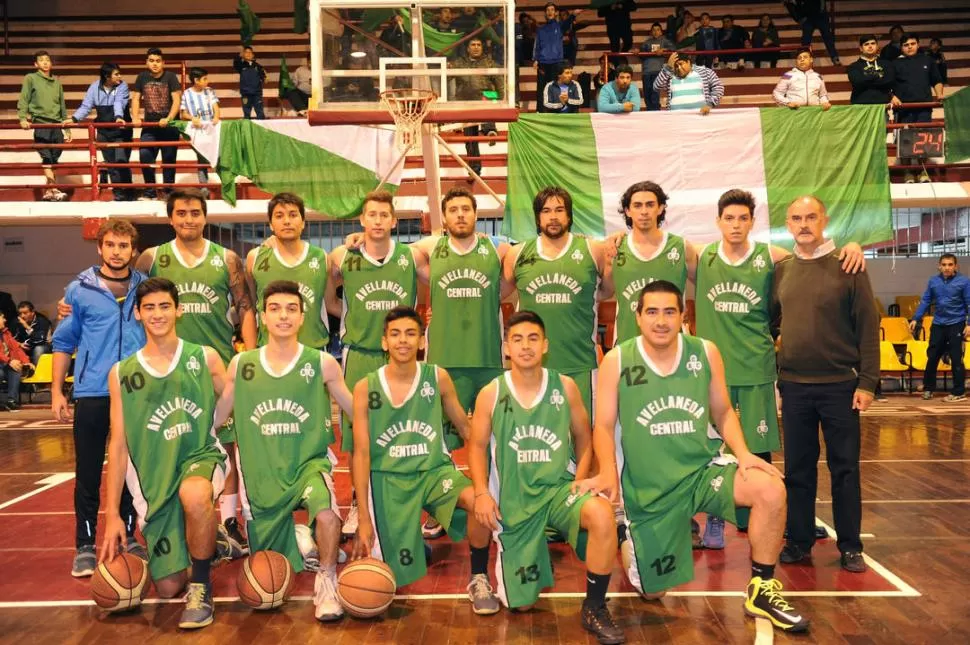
[
  {"xmin": 90, "ymin": 553, "xmax": 150, "ymax": 612},
  {"xmin": 337, "ymin": 558, "xmax": 396, "ymax": 618},
  {"xmin": 237, "ymin": 550, "xmax": 293, "ymax": 610}
]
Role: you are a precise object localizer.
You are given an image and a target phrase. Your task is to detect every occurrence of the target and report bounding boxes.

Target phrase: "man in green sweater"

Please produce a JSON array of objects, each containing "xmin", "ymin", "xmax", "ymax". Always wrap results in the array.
[
  {"xmin": 771, "ymin": 195, "xmax": 879, "ymax": 574},
  {"xmin": 17, "ymin": 51, "xmax": 70, "ymax": 202}
]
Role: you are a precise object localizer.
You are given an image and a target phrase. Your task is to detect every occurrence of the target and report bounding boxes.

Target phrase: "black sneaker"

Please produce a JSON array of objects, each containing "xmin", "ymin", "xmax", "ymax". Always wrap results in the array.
[
  {"xmin": 580, "ymin": 603, "xmax": 626, "ymax": 644},
  {"xmin": 840, "ymin": 551, "xmax": 867, "ymax": 573},
  {"xmin": 744, "ymin": 577, "xmax": 810, "ymax": 632},
  {"xmin": 5, "ymin": 399, "xmax": 20, "ymax": 410},
  {"xmin": 690, "ymin": 518, "xmax": 703, "ymax": 549},
  {"xmin": 779, "ymin": 543, "xmax": 811, "ymax": 564},
  {"xmin": 814, "ymin": 525, "xmax": 829, "ymax": 540},
  {"xmin": 223, "ymin": 518, "xmax": 249, "ymax": 558}
]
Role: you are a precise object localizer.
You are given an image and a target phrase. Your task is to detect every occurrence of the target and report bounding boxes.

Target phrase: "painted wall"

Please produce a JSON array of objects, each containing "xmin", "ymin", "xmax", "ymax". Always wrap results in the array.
[{"xmin": 7, "ymin": 0, "xmax": 293, "ymax": 18}]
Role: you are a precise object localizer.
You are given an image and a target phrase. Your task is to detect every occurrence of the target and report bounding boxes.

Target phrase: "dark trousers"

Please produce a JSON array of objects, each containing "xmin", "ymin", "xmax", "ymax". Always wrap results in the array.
[
  {"xmin": 2, "ymin": 365, "xmax": 20, "ymax": 402},
  {"xmin": 642, "ymin": 71, "xmax": 661, "ymax": 110},
  {"xmin": 74, "ymin": 397, "xmax": 136, "ymax": 548},
  {"xmin": 241, "ymin": 92, "xmax": 266, "ymax": 119},
  {"xmin": 99, "ymin": 132, "xmax": 132, "ymax": 199},
  {"xmin": 536, "ymin": 62, "xmax": 560, "ymax": 113},
  {"xmin": 29, "ymin": 343, "xmax": 51, "ymax": 366},
  {"xmin": 780, "ymin": 379, "xmax": 863, "ymax": 554},
  {"xmin": 463, "ymin": 122, "xmax": 496, "ymax": 175},
  {"xmin": 139, "ymin": 126, "xmax": 180, "ymax": 192},
  {"xmin": 607, "ymin": 26, "xmax": 633, "ymax": 53},
  {"xmin": 286, "ymin": 89, "xmax": 310, "ymax": 113},
  {"xmin": 800, "ymin": 14, "xmax": 838, "ymax": 61},
  {"xmin": 923, "ymin": 322, "xmax": 966, "ymax": 395}
]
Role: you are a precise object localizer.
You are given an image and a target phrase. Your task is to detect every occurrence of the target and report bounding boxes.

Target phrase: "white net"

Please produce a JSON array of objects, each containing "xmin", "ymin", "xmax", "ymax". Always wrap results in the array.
[{"xmin": 380, "ymin": 89, "xmax": 436, "ymax": 151}]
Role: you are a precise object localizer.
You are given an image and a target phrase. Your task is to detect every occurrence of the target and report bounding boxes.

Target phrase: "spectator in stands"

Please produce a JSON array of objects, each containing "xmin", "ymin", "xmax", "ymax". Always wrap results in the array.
[
  {"xmin": 560, "ymin": 8, "xmax": 590, "ymax": 67},
  {"xmin": 634, "ymin": 23, "xmax": 675, "ymax": 111},
  {"xmin": 179, "ymin": 67, "xmax": 220, "ymax": 197},
  {"xmin": 880, "ymin": 24, "xmax": 905, "ymax": 61},
  {"xmin": 287, "ymin": 53, "xmax": 312, "ymax": 116},
  {"xmin": 233, "ymin": 45, "xmax": 266, "ymax": 120},
  {"xmin": 15, "ymin": 301, "xmax": 52, "ymax": 367},
  {"xmin": 598, "ymin": 1, "xmax": 636, "ymax": 53},
  {"xmin": 455, "ymin": 37, "xmax": 501, "ymax": 179},
  {"xmin": 718, "ymin": 15, "xmax": 751, "ymax": 70},
  {"xmin": 675, "ymin": 10, "xmax": 699, "ymax": 47},
  {"xmin": 380, "ymin": 13, "xmax": 411, "ymax": 57},
  {"xmin": 892, "ymin": 33, "xmax": 944, "ymax": 183},
  {"xmin": 131, "ymin": 48, "xmax": 182, "ymax": 201},
  {"xmin": 773, "ymin": 48, "xmax": 831, "ymax": 110},
  {"xmin": 64, "ymin": 62, "xmax": 132, "ymax": 202},
  {"xmin": 0, "ymin": 312, "xmax": 31, "ymax": 411},
  {"xmin": 909, "ymin": 254, "xmax": 970, "ymax": 402},
  {"xmin": 847, "ymin": 35, "xmax": 894, "ymax": 105},
  {"xmin": 654, "ymin": 52, "xmax": 723, "ymax": 114},
  {"xmin": 519, "ymin": 12, "xmax": 537, "ymax": 63},
  {"xmin": 694, "ymin": 12, "xmax": 719, "ymax": 69},
  {"xmin": 596, "ymin": 63, "xmax": 640, "ymax": 113},
  {"xmin": 664, "ymin": 4, "xmax": 687, "ymax": 43},
  {"xmin": 533, "ymin": 4, "xmax": 583, "ymax": 112},
  {"xmin": 783, "ymin": 0, "xmax": 840, "ymax": 65},
  {"xmin": 751, "ymin": 14, "xmax": 780, "ymax": 68},
  {"xmin": 454, "ymin": 7, "xmax": 479, "ymax": 34},
  {"xmin": 17, "ymin": 50, "xmax": 69, "ymax": 202},
  {"xmin": 927, "ymin": 38, "xmax": 947, "ymax": 85},
  {"xmin": 543, "ymin": 63, "xmax": 583, "ymax": 113}
]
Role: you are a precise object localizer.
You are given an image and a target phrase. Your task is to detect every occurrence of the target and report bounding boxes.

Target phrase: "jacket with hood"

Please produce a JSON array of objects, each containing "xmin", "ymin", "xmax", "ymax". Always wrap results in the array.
[
  {"xmin": 773, "ymin": 67, "xmax": 829, "ymax": 106},
  {"xmin": 51, "ymin": 267, "xmax": 147, "ymax": 398}
]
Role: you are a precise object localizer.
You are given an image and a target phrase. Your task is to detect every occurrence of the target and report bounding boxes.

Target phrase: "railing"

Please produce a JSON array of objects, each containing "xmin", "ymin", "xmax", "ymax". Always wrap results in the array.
[{"xmin": 599, "ymin": 46, "xmax": 801, "ymax": 84}]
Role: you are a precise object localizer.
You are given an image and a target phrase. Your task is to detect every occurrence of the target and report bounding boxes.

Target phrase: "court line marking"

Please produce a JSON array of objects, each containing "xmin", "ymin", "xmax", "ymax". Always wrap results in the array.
[
  {"xmin": 817, "ymin": 499, "xmax": 970, "ymax": 504},
  {"xmin": 754, "ymin": 617, "xmax": 774, "ymax": 645},
  {"xmin": 814, "ymin": 518, "xmax": 920, "ymax": 598},
  {"xmin": 0, "ymin": 472, "xmax": 62, "ymax": 476},
  {"xmin": 772, "ymin": 459, "xmax": 970, "ymax": 465},
  {"xmin": 0, "ymin": 473, "xmax": 74, "ymax": 512}
]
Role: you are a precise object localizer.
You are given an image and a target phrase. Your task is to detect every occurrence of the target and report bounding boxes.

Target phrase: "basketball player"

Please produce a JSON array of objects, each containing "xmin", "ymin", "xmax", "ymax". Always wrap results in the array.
[
  {"xmin": 213, "ymin": 280, "xmax": 354, "ymax": 622},
  {"xmin": 503, "ymin": 186, "xmax": 611, "ymax": 416},
  {"xmin": 102, "ymin": 278, "xmax": 230, "ymax": 629},
  {"xmin": 246, "ymin": 193, "xmax": 330, "ymax": 351},
  {"xmin": 468, "ymin": 311, "xmax": 624, "ymax": 644},
  {"xmin": 350, "ymin": 306, "xmax": 500, "ymax": 615},
  {"xmin": 581, "ymin": 281, "xmax": 810, "ymax": 633},
  {"xmin": 327, "ymin": 190, "xmax": 421, "ymax": 538}
]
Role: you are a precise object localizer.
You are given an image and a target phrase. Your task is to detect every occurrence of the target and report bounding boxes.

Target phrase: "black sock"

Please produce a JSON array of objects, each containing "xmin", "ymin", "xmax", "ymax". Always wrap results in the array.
[
  {"xmin": 583, "ymin": 571, "xmax": 611, "ymax": 609},
  {"xmin": 191, "ymin": 557, "xmax": 211, "ymax": 585},
  {"xmin": 755, "ymin": 451, "xmax": 772, "ymax": 464},
  {"xmin": 751, "ymin": 560, "xmax": 775, "ymax": 581},
  {"xmin": 470, "ymin": 545, "xmax": 489, "ymax": 576}
]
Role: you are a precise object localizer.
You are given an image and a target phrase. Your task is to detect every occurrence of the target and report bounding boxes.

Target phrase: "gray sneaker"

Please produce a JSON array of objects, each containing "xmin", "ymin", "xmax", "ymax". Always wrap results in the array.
[
  {"xmin": 943, "ymin": 394, "xmax": 966, "ymax": 402},
  {"xmin": 223, "ymin": 518, "xmax": 249, "ymax": 558},
  {"xmin": 212, "ymin": 524, "xmax": 232, "ymax": 566},
  {"xmin": 178, "ymin": 583, "xmax": 214, "ymax": 629},
  {"xmin": 71, "ymin": 545, "xmax": 97, "ymax": 578},
  {"xmin": 922, "ymin": 391, "xmax": 933, "ymax": 400},
  {"xmin": 126, "ymin": 538, "xmax": 148, "ymax": 561},
  {"xmin": 467, "ymin": 573, "xmax": 500, "ymax": 615}
]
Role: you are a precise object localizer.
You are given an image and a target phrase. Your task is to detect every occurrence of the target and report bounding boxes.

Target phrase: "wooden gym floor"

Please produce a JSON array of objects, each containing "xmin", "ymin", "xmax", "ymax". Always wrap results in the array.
[{"xmin": 0, "ymin": 397, "xmax": 966, "ymax": 644}]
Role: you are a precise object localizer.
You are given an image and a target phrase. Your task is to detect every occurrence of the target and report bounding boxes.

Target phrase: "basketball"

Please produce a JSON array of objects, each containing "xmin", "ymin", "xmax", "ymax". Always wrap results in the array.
[
  {"xmin": 90, "ymin": 553, "xmax": 149, "ymax": 612},
  {"xmin": 237, "ymin": 550, "xmax": 293, "ymax": 610},
  {"xmin": 337, "ymin": 558, "xmax": 396, "ymax": 618}
]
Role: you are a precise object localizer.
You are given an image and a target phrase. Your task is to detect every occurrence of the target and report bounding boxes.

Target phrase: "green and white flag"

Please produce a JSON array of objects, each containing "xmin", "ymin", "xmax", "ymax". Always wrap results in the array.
[
  {"xmin": 179, "ymin": 119, "xmax": 402, "ymax": 218},
  {"xmin": 944, "ymin": 86, "xmax": 970, "ymax": 163},
  {"xmin": 504, "ymin": 107, "xmax": 892, "ymax": 245}
]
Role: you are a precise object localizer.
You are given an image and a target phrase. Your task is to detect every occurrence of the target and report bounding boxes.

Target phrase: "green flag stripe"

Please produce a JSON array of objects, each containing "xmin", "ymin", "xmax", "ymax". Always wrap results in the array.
[
  {"xmin": 760, "ymin": 105, "xmax": 892, "ymax": 247},
  {"xmin": 944, "ymin": 86, "xmax": 970, "ymax": 163},
  {"xmin": 503, "ymin": 113, "xmax": 604, "ymax": 240}
]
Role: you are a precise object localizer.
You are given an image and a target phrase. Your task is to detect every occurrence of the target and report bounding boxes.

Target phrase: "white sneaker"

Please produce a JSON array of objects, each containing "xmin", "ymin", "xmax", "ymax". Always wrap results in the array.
[
  {"xmin": 50, "ymin": 188, "xmax": 68, "ymax": 201},
  {"xmin": 421, "ymin": 516, "xmax": 446, "ymax": 539},
  {"xmin": 313, "ymin": 570, "xmax": 344, "ymax": 621},
  {"xmin": 342, "ymin": 501, "xmax": 359, "ymax": 537},
  {"xmin": 295, "ymin": 523, "xmax": 320, "ymax": 572},
  {"xmin": 41, "ymin": 189, "xmax": 56, "ymax": 202}
]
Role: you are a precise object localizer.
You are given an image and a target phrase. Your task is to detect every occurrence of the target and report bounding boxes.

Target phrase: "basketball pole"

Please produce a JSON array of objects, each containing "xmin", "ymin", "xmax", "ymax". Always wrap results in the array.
[{"xmin": 412, "ymin": 6, "xmax": 443, "ymax": 230}]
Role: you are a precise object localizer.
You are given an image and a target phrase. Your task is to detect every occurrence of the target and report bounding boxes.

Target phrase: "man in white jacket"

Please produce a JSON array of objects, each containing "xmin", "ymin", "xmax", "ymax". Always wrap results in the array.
[{"xmin": 772, "ymin": 48, "xmax": 831, "ymax": 110}]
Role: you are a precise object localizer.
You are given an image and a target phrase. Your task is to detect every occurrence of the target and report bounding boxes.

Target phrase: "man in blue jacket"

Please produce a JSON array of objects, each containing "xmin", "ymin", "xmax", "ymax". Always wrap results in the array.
[
  {"xmin": 233, "ymin": 45, "xmax": 266, "ymax": 120},
  {"xmin": 532, "ymin": 4, "xmax": 583, "ymax": 112},
  {"xmin": 596, "ymin": 64, "xmax": 640, "ymax": 113},
  {"xmin": 52, "ymin": 218, "xmax": 148, "ymax": 578},
  {"xmin": 909, "ymin": 253, "xmax": 970, "ymax": 401}
]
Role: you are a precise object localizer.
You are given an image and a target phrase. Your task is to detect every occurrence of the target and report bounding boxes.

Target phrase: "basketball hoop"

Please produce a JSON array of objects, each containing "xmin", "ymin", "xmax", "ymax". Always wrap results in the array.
[{"xmin": 380, "ymin": 88, "xmax": 436, "ymax": 151}]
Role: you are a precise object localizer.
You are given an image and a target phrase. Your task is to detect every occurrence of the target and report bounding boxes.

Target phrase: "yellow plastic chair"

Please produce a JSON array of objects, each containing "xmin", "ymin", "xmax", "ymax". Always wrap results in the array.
[
  {"xmin": 20, "ymin": 353, "xmax": 53, "ymax": 403},
  {"xmin": 880, "ymin": 342, "xmax": 911, "ymax": 392},
  {"xmin": 907, "ymin": 340, "xmax": 953, "ymax": 393},
  {"xmin": 880, "ymin": 317, "xmax": 913, "ymax": 343},
  {"xmin": 895, "ymin": 295, "xmax": 922, "ymax": 320}
]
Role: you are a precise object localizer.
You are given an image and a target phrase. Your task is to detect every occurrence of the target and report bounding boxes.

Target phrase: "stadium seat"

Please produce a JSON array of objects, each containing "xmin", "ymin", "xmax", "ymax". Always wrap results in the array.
[
  {"xmin": 894, "ymin": 295, "xmax": 922, "ymax": 320},
  {"xmin": 906, "ymin": 340, "xmax": 951, "ymax": 393},
  {"xmin": 880, "ymin": 317, "xmax": 913, "ymax": 342},
  {"xmin": 20, "ymin": 353, "xmax": 53, "ymax": 403},
  {"xmin": 880, "ymin": 341, "xmax": 911, "ymax": 392}
]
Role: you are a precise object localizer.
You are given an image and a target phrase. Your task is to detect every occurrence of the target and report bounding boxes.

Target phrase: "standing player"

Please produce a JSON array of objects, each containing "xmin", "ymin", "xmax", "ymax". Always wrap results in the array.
[
  {"xmin": 582, "ymin": 281, "xmax": 810, "ymax": 633},
  {"xmin": 213, "ymin": 280, "xmax": 355, "ymax": 622},
  {"xmin": 101, "ymin": 278, "xmax": 230, "ymax": 629},
  {"xmin": 469, "ymin": 311, "xmax": 623, "ymax": 644},
  {"xmin": 350, "ymin": 307, "xmax": 500, "ymax": 615},
  {"xmin": 247, "ymin": 193, "xmax": 330, "ymax": 351},
  {"xmin": 503, "ymin": 186, "xmax": 611, "ymax": 416},
  {"xmin": 327, "ymin": 190, "xmax": 421, "ymax": 537}
]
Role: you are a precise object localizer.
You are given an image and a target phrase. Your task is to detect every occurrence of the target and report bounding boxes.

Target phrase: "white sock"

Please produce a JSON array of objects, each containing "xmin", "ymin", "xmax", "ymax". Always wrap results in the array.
[{"xmin": 219, "ymin": 494, "xmax": 238, "ymax": 523}]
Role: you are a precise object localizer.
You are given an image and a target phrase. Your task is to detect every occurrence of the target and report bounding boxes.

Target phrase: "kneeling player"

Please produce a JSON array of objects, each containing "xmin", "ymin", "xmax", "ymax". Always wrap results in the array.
[
  {"xmin": 214, "ymin": 280, "xmax": 354, "ymax": 622},
  {"xmin": 351, "ymin": 306, "xmax": 500, "ymax": 615},
  {"xmin": 468, "ymin": 311, "xmax": 624, "ymax": 644},
  {"xmin": 580, "ymin": 281, "xmax": 810, "ymax": 632},
  {"xmin": 102, "ymin": 278, "xmax": 230, "ymax": 629}
]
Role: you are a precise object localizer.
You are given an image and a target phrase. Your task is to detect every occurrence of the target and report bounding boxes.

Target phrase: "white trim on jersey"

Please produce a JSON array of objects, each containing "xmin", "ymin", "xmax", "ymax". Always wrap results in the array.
[
  {"xmin": 377, "ymin": 364, "xmax": 422, "ymax": 409},
  {"xmin": 135, "ymin": 339, "xmax": 185, "ymax": 379},
  {"xmin": 257, "ymin": 343, "xmax": 304, "ymax": 378},
  {"xmin": 271, "ymin": 240, "xmax": 309, "ymax": 268},
  {"xmin": 125, "ymin": 455, "xmax": 150, "ymax": 531},
  {"xmin": 366, "ymin": 474, "xmax": 385, "ymax": 563},
  {"xmin": 168, "ymin": 239, "xmax": 211, "ymax": 270},
  {"xmin": 235, "ymin": 448, "xmax": 254, "ymax": 521},
  {"xmin": 487, "ymin": 433, "xmax": 513, "ymax": 608},
  {"xmin": 637, "ymin": 335, "xmax": 683, "ymax": 378},
  {"xmin": 502, "ymin": 368, "xmax": 548, "ymax": 410},
  {"xmin": 716, "ymin": 239, "xmax": 757, "ymax": 267},
  {"xmin": 626, "ymin": 230, "xmax": 669, "ymax": 263}
]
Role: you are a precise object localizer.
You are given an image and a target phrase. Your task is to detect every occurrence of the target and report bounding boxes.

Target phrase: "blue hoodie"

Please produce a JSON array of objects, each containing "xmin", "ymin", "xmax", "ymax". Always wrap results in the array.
[{"xmin": 52, "ymin": 267, "xmax": 147, "ymax": 398}]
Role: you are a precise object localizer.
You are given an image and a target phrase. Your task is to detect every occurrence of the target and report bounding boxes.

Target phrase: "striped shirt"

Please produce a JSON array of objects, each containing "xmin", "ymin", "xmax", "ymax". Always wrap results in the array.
[
  {"xmin": 668, "ymin": 70, "xmax": 706, "ymax": 110},
  {"xmin": 180, "ymin": 87, "xmax": 219, "ymax": 121},
  {"xmin": 654, "ymin": 64, "xmax": 724, "ymax": 110}
]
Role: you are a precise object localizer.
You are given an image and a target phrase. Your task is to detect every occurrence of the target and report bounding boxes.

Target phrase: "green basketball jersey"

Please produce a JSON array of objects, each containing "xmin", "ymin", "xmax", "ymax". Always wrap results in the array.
[
  {"xmin": 612, "ymin": 232, "xmax": 688, "ymax": 344},
  {"xmin": 252, "ymin": 243, "xmax": 330, "ymax": 350},
  {"xmin": 616, "ymin": 335, "xmax": 722, "ymax": 513},
  {"xmin": 427, "ymin": 235, "xmax": 503, "ymax": 368},
  {"xmin": 340, "ymin": 242, "xmax": 417, "ymax": 352},
  {"xmin": 694, "ymin": 242, "xmax": 775, "ymax": 386},
  {"xmin": 118, "ymin": 341, "xmax": 222, "ymax": 521},
  {"xmin": 366, "ymin": 362, "xmax": 451, "ymax": 474},
  {"xmin": 488, "ymin": 369, "xmax": 574, "ymax": 527},
  {"xmin": 149, "ymin": 240, "xmax": 234, "ymax": 364},
  {"xmin": 513, "ymin": 235, "xmax": 599, "ymax": 371},
  {"xmin": 232, "ymin": 345, "xmax": 334, "ymax": 512}
]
